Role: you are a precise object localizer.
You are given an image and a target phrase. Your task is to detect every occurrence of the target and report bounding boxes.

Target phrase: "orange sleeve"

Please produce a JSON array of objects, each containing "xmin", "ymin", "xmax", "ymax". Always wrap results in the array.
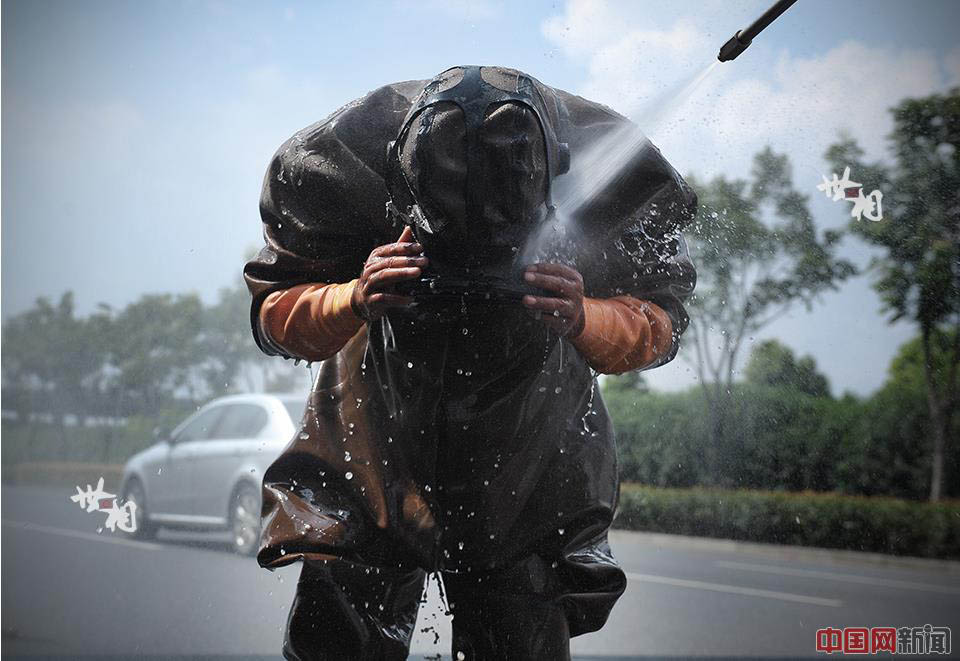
[
  {"xmin": 258, "ymin": 280, "xmax": 364, "ymax": 363},
  {"xmin": 569, "ymin": 296, "xmax": 674, "ymax": 374}
]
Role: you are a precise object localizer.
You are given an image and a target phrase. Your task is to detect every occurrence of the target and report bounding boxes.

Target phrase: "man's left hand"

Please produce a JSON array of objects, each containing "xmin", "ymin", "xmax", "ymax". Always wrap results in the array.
[{"xmin": 522, "ymin": 263, "xmax": 586, "ymax": 337}]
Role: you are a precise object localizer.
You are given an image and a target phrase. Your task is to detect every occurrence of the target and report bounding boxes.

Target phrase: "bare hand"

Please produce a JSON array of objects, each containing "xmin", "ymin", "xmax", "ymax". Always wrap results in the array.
[
  {"xmin": 351, "ymin": 225, "xmax": 428, "ymax": 321},
  {"xmin": 521, "ymin": 263, "xmax": 586, "ymax": 337}
]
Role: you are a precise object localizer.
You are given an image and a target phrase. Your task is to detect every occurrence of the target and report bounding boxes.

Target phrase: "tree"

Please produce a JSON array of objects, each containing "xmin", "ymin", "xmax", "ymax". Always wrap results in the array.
[
  {"xmin": 201, "ymin": 246, "xmax": 314, "ymax": 396},
  {"xmin": 202, "ymin": 281, "xmax": 312, "ymax": 396},
  {"xmin": 832, "ymin": 331, "xmax": 960, "ymax": 501},
  {"xmin": 1, "ymin": 292, "xmax": 107, "ymax": 430},
  {"xmin": 825, "ymin": 87, "xmax": 960, "ymax": 501},
  {"xmin": 601, "ymin": 370, "xmax": 649, "ymax": 396},
  {"xmin": 744, "ymin": 339, "xmax": 831, "ymax": 398},
  {"xmin": 684, "ymin": 147, "xmax": 856, "ymax": 485},
  {"xmin": 107, "ymin": 292, "xmax": 210, "ymax": 414}
]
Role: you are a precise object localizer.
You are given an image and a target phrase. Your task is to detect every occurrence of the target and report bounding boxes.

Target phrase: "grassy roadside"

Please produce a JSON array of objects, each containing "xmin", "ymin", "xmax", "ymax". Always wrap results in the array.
[
  {"xmin": 2, "ymin": 461, "xmax": 126, "ymax": 493},
  {"xmin": 6, "ymin": 463, "xmax": 958, "ymax": 560},
  {"xmin": 615, "ymin": 482, "xmax": 960, "ymax": 560}
]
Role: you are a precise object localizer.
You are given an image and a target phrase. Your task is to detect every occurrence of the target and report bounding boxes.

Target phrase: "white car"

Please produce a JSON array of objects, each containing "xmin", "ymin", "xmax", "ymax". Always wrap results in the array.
[{"xmin": 118, "ymin": 393, "xmax": 306, "ymax": 555}]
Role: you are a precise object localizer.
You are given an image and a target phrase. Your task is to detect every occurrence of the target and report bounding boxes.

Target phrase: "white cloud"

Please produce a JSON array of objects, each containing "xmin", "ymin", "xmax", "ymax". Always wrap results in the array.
[
  {"xmin": 542, "ymin": 0, "xmax": 632, "ymax": 56},
  {"xmin": 541, "ymin": 0, "xmax": 957, "ymax": 395},
  {"xmin": 543, "ymin": 0, "xmax": 956, "ymax": 183},
  {"xmin": 582, "ymin": 19, "xmax": 714, "ymax": 109}
]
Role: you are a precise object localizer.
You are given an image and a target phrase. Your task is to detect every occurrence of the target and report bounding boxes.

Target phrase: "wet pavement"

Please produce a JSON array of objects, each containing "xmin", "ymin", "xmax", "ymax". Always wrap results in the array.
[{"xmin": 3, "ymin": 484, "xmax": 958, "ymax": 659}]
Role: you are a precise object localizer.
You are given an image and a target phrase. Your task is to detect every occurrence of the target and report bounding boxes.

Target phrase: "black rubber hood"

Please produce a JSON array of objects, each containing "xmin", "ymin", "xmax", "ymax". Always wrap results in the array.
[{"xmin": 384, "ymin": 65, "xmax": 571, "ymax": 271}]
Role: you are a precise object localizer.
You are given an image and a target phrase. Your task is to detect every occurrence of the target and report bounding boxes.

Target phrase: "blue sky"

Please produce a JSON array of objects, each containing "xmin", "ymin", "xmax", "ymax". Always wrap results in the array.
[{"xmin": 3, "ymin": 0, "xmax": 959, "ymax": 396}]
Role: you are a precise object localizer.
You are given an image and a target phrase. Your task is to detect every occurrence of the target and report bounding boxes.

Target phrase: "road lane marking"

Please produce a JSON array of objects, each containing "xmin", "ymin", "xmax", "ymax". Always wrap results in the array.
[
  {"xmin": 715, "ymin": 560, "xmax": 960, "ymax": 595},
  {"xmin": 2, "ymin": 519, "xmax": 162, "ymax": 550},
  {"xmin": 625, "ymin": 572, "xmax": 842, "ymax": 607}
]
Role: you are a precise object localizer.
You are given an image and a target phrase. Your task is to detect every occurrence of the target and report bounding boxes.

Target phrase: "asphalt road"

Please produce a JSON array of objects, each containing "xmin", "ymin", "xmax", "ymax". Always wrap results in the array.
[{"xmin": 3, "ymin": 484, "xmax": 958, "ymax": 659}]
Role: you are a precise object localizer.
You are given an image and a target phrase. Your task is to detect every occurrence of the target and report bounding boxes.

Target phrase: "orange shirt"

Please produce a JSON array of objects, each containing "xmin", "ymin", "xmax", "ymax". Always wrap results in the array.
[{"xmin": 258, "ymin": 280, "xmax": 673, "ymax": 374}]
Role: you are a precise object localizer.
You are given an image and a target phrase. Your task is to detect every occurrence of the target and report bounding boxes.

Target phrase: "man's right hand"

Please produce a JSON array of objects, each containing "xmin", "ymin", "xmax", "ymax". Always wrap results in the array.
[{"xmin": 350, "ymin": 225, "xmax": 429, "ymax": 321}]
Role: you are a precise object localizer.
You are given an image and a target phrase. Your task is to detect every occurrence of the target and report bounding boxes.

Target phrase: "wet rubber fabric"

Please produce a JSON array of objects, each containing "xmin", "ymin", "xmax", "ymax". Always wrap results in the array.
[
  {"xmin": 284, "ymin": 535, "xmax": 625, "ymax": 660},
  {"xmin": 243, "ymin": 65, "xmax": 698, "ymax": 659}
]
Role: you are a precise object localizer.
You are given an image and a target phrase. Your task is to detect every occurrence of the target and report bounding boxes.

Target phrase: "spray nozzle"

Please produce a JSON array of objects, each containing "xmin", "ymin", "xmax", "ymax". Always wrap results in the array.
[
  {"xmin": 718, "ymin": 30, "xmax": 752, "ymax": 63},
  {"xmin": 717, "ymin": 0, "xmax": 798, "ymax": 62}
]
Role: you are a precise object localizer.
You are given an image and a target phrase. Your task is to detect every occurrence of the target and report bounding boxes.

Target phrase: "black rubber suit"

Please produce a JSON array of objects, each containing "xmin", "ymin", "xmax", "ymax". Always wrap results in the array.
[{"xmin": 243, "ymin": 65, "xmax": 698, "ymax": 660}]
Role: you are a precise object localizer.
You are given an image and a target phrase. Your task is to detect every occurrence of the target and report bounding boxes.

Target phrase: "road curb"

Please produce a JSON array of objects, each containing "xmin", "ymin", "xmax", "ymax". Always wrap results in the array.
[
  {"xmin": 609, "ymin": 528, "xmax": 960, "ymax": 574},
  {"xmin": 2, "ymin": 462, "xmax": 125, "ymax": 491}
]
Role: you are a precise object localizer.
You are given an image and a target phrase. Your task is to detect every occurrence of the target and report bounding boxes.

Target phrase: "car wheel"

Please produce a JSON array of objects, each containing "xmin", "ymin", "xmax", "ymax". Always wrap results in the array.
[
  {"xmin": 229, "ymin": 481, "xmax": 261, "ymax": 557},
  {"xmin": 120, "ymin": 478, "xmax": 158, "ymax": 540}
]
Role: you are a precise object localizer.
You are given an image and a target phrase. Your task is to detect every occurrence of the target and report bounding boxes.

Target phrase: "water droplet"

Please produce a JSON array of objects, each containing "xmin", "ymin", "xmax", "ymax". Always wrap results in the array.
[
  {"xmin": 345, "ymin": 472, "xmax": 353, "ymax": 480},
  {"xmin": 407, "ymin": 362, "xmax": 413, "ymax": 368},
  {"xmin": 344, "ymin": 452, "xmax": 352, "ymax": 462},
  {"xmin": 299, "ymin": 432, "xmax": 309, "ymax": 440}
]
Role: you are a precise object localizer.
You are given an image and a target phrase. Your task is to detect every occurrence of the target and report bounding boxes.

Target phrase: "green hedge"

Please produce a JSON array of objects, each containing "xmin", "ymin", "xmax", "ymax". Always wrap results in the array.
[
  {"xmin": 602, "ymin": 380, "xmax": 960, "ymax": 500},
  {"xmin": 1, "ymin": 409, "xmax": 191, "ymax": 466},
  {"xmin": 615, "ymin": 484, "xmax": 960, "ymax": 560}
]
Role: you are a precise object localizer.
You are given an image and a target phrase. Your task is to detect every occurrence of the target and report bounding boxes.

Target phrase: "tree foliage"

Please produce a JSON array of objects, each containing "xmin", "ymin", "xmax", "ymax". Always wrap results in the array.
[
  {"xmin": 682, "ymin": 146, "xmax": 856, "ymax": 483},
  {"xmin": 604, "ymin": 334, "xmax": 958, "ymax": 500},
  {"xmin": 2, "ymin": 278, "xmax": 311, "ymax": 424},
  {"xmin": 825, "ymin": 87, "xmax": 960, "ymax": 501},
  {"xmin": 744, "ymin": 339, "xmax": 830, "ymax": 398}
]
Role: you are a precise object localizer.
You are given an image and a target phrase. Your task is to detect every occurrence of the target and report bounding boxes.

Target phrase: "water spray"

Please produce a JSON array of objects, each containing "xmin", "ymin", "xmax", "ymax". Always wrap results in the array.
[
  {"xmin": 532, "ymin": 0, "xmax": 804, "ymax": 260},
  {"xmin": 718, "ymin": 0, "xmax": 799, "ymax": 62},
  {"xmin": 406, "ymin": 2, "xmax": 806, "ymax": 297}
]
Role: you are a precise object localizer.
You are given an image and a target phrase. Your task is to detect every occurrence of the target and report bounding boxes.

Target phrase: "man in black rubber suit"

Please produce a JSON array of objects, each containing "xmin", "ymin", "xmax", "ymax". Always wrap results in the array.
[{"xmin": 243, "ymin": 65, "xmax": 698, "ymax": 660}]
